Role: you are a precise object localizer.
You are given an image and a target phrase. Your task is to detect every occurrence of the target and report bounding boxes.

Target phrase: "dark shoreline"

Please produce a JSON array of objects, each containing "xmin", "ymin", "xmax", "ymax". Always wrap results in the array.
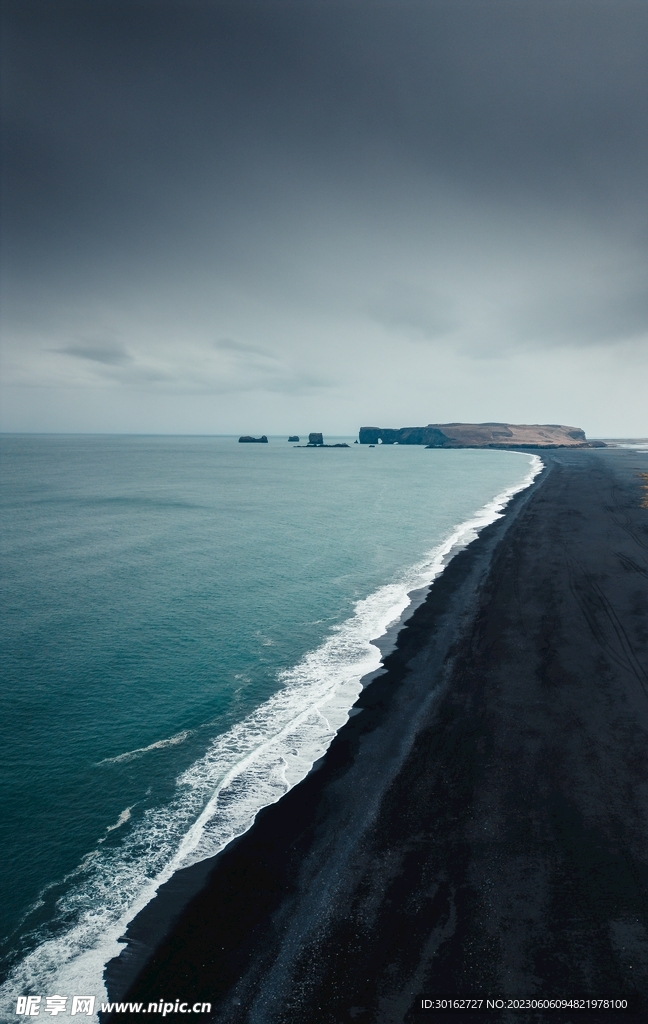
[{"xmin": 104, "ymin": 449, "xmax": 648, "ymax": 1024}]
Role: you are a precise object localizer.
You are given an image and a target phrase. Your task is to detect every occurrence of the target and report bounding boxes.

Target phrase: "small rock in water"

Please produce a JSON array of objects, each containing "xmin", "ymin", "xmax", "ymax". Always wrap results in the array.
[{"xmin": 288, "ymin": 435, "xmax": 299, "ymax": 442}]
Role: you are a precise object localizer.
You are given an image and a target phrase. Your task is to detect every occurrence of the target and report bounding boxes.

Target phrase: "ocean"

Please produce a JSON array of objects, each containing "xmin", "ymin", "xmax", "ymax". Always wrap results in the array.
[{"xmin": 0, "ymin": 435, "xmax": 540, "ymax": 1019}]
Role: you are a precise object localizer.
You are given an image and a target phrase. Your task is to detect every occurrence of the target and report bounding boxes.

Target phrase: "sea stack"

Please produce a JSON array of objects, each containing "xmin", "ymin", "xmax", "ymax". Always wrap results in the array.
[
  {"xmin": 238, "ymin": 435, "xmax": 268, "ymax": 443},
  {"xmin": 308, "ymin": 433, "xmax": 324, "ymax": 446}
]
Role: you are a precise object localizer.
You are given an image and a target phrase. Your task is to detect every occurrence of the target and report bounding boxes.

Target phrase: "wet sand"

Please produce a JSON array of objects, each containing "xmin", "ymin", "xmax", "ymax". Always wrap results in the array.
[{"xmin": 105, "ymin": 448, "xmax": 648, "ymax": 1024}]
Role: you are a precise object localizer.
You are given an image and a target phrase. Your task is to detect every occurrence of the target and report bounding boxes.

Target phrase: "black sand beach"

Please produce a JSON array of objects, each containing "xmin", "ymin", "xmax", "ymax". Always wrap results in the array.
[{"xmin": 105, "ymin": 448, "xmax": 648, "ymax": 1024}]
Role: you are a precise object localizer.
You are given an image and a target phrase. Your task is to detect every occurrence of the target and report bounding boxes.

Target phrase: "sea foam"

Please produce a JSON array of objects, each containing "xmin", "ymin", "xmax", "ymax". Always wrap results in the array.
[
  {"xmin": 95, "ymin": 730, "xmax": 191, "ymax": 766},
  {"xmin": 0, "ymin": 454, "xmax": 541, "ymax": 1021}
]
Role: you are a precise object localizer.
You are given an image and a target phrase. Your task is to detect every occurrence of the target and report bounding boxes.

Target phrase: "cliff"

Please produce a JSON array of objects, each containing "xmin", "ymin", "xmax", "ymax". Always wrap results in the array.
[{"xmin": 358, "ymin": 423, "xmax": 604, "ymax": 449}]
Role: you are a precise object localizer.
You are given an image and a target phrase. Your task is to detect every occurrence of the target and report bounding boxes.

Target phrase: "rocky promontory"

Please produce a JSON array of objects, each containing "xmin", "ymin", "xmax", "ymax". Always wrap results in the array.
[{"xmin": 359, "ymin": 423, "xmax": 605, "ymax": 448}]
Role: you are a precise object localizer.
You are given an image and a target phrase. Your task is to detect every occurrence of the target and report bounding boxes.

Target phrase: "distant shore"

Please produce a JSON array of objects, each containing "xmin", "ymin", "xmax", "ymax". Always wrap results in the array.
[
  {"xmin": 104, "ymin": 448, "xmax": 648, "ymax": 1023},
  {"xmin": 358, "ymin": 422, "xmax": 605, "ymax": 449}
]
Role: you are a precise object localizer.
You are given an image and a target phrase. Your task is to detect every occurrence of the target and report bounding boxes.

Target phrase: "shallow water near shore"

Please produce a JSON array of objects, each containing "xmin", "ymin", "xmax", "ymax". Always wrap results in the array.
[{"xmin": 0, "ymin": 435, "xmax": 539, "ymax": 1017}]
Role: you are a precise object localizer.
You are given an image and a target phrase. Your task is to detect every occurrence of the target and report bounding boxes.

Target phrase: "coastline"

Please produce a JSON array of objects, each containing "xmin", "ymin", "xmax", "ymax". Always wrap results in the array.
[
  {"xmin": 0, "ymin": 445, "xmax": 539, "ymax": 1016},
  {"xmin": 102, "ymin": 452, "xmax": 545, "ymax": 1013},
  {"xmin": 105, "ymin": 448, "xmax": 648, "ymax": 1023}
]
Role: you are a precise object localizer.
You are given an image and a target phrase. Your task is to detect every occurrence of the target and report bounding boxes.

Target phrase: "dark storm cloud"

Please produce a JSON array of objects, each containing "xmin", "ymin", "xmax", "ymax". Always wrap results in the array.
[
  {"xmin": 4, "ymin": 0, "xmax": 647, "ymax": 249},
  {"xmin": 1, "ymin": 0, "xmax": 647, "ymax": 434}
]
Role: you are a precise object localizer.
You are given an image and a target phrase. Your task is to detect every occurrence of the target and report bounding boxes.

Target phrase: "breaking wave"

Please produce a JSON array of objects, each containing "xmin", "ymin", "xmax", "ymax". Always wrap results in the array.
[
  {"xmin": 95, "ymin": 731, "xmax": 191, "ymax": 766},
  {"xmin": 0, "ymin": 454, "xmax": 541, "ymax": 1020}
]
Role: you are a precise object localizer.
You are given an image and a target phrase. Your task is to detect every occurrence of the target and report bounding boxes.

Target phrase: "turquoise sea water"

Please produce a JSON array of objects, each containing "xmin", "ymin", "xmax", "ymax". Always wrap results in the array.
[{"xmin": 0, "ymin": 435, "xmax": 539, "ymax": 1017}]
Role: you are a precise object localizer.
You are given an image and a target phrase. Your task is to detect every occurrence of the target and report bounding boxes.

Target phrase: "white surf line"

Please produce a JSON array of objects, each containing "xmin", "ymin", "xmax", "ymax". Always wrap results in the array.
[
  {"xmin": 150, "ymin": 456, "xmax": 545, "ymax": 873},
  {"xmin": 170, "ymin": 664, "xmax": 377, "ymax": 870},
  {"xmin": 0, "ymin": 452, "xmax": 543, "ymax": 1023}
]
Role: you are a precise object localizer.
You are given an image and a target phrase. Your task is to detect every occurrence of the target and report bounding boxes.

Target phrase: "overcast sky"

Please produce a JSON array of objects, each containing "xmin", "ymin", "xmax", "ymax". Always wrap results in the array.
[{"xmin": 1, "ymin": 0, "xmax": 647, "ymax": 436}]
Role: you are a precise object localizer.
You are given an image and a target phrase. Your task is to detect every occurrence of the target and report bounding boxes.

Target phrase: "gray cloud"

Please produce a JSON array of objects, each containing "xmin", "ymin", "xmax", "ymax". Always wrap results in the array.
[
  {"xmin": 368, "ymin": 285, "xmax": 456, "ymax": 340},
  {"xmin": 1, "ymin": 0, "xmax": 647, "ymax": 435},
  {"xmin": 53, "ymin": 342, "xmax": 132, "ymax": 365},
  {"xmin": 207, "ymin": 338, "xmax": 336, "ymax": 395},
  {"xmin": 212, "ymin": 338, "xmax": 276, "ymax": 358},
  {"xmin": 511, "ymin": 287, "xmax": 648, "ymax": 348}
]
